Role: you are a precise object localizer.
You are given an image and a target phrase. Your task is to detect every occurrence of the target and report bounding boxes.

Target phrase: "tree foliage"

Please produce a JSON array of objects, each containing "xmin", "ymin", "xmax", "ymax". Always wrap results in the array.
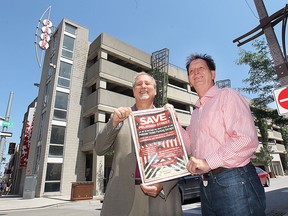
[
  {"xmin": 236, "ymin": 39, "xmax": 287, "ymax": 128},
  {"xmin": 236, "ymin": 39, "xmax": 280, "ymax": 107},
  {"xmin": 252, "ymin": 147, "xmax": 272, "ymax": 167},
  {"xmin": 236, "ymin": 39, "xmax": 288, "ymax": 167}
]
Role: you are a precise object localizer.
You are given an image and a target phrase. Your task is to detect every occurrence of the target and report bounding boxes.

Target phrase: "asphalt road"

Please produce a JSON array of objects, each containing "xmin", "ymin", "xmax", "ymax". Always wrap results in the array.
[{"xmin": 1, "ymin": 176, "xmax": 288, "ymax": 216}]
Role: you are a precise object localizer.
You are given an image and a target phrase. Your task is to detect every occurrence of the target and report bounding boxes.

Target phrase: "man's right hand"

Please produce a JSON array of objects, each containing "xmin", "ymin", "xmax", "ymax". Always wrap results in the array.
[
  {"xmin": 186, "ymin": 156, "xmax": 211, "ymax": 175},
  {"xmin": 112, "ymin": 107, "xmax": 132, "ymax": 127}
]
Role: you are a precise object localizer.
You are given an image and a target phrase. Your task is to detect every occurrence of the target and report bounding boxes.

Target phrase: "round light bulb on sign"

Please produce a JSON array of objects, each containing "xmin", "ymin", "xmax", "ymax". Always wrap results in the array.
[
  {"xmin": 39, "ymin": 40, "xmax": 49, "ymax": 50},
  {"xmin": 41, "ymin": 26, "xmax": 51, "ymax": 34},
  {"xmin": 40, "ymin": 33, "xmax": 51, "ymax": 42},
  {"xmin": 43, "ymin": 19, "xmax": 52, "ymax": 27}
]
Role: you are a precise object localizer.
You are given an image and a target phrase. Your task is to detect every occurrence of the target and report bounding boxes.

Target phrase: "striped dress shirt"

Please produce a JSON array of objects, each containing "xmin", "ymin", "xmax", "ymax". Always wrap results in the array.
[{"xmin": 180, "ymin": 85, "xmax": 259, "ymax": 170}]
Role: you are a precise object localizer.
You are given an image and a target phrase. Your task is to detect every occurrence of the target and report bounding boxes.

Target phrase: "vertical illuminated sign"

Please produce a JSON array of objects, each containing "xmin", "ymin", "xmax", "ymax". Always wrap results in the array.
[{"xmin": 34, "ymin": 6, "xmax": 53, "ymax": 67}]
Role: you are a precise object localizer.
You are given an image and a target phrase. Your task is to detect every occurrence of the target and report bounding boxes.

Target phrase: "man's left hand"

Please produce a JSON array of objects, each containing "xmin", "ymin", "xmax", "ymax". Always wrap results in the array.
[{"xmin": 140, "ymin": 183, "xmax": 163, "ymax": 198}]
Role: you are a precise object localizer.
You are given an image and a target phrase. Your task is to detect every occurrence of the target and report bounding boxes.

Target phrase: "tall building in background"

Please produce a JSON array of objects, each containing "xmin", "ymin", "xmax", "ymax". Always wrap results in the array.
[{"xmin": 17, "ymin": 18, "xmax": 286, "ymax": 198}]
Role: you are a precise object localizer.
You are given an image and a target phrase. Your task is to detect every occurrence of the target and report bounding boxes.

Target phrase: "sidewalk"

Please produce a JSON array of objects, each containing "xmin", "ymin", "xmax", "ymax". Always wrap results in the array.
[{"xmin": 0, "ymin": 194, "xmax": 103, "ymax": 212}]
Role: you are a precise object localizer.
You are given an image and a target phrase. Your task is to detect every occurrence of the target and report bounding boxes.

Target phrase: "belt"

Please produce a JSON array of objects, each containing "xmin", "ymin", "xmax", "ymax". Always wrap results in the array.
[
  {"xmin": 203, "ymin": 167, "xmax": 228, "ymax": 179},
  {"xmin": 135, "ymin": 179, "xmax": 142, "ymax": 185},
  {"xmin": 210, "ymin": 167, "xmax": 228, "ymax": 175}
]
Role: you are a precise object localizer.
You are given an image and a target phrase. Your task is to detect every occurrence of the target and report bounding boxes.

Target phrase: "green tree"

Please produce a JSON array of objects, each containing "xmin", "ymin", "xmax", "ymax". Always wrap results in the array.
[
  {"xmin": 252, "ymin": 147, "xmax": 272, "ymax": 167},
  {"xmin": 236, "ymin": 39, "xmax": 280, "ymax": 107},
  {"xmin": 236, "ymin": 39, "xmax": 288, "ymax": 169}
]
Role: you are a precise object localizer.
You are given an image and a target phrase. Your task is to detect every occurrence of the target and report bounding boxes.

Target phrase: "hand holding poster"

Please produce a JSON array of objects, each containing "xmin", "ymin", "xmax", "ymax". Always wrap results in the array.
[{"xmin": 128, "ymin": 107, "xmax": 190, "ymax": 185}]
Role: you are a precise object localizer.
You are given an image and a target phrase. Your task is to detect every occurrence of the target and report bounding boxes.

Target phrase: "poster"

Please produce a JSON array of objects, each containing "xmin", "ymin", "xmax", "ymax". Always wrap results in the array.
[{"xmin": 128, "ymin": 107, "xmax": 190, "ymax": 185}]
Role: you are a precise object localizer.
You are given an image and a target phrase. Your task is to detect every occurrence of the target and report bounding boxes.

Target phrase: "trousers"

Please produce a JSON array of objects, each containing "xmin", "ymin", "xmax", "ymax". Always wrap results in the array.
[{"xmin": 200, "ymin": 162, "xmax": 266, "ymax": 216}]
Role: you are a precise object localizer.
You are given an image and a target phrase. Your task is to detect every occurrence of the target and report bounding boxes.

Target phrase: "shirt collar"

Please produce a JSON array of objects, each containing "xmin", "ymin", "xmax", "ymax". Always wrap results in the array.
[
  {"xmin": 195, "ymin": 85, "xmax": 220, "ymax": 108},
  {"xmin": 132, "ymin": 104, "xmax": 155, "ymax": 111}
]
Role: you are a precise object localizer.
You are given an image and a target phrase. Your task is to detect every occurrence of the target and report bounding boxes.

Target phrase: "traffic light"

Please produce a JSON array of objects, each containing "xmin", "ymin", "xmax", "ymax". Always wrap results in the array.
[{"xmin": 8, "ymin": 142, "xmax": 16, "ymax": 155}]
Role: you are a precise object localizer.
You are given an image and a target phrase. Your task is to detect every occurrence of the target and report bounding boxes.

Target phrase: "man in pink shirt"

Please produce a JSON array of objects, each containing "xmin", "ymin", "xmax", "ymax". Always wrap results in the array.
[{"xmin": 180, "ymin": 53, "xmax": 266, "ymax": 215}]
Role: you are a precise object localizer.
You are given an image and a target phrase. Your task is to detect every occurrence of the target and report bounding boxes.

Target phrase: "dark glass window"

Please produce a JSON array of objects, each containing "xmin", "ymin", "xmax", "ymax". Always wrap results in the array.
[
  {"xmin": 65, "ymin": 23, "xmax": 76, "ymax": 35},
  {"xmin": 53, "ymin": 110, "xmax": 67, "ymax": 121},
  {"xmin": 44, "ymin": 182, "xmax": 60, "ymax": 192},
  {"xmin": 58, "ymin": 61, "xmax": 72, "ymax": 88},
  {"xmin": 49, "ymin": 145, "xmax": 64, "ymax": 156},
  {"xmin": 50, "ymin": 125, "xmax": 65, "ymax": 144},
  {"xmin": 55, "ymin": 91, "xmax": 68, "ymax": 110},
  {"xmin": 46, "ymin": 163, "xmax": 62, "ymax": 181},
  {"xmin": 62, "ymin": 35, "xmax": 74, "ymax": 59},
  {"xmin": 53, "ymin": 91, "xmax": 68, "ymax": 121}
]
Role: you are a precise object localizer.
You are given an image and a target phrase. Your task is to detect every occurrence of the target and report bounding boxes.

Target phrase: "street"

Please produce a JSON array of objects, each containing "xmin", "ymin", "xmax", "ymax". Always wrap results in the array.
[{"xmin": 0, "ymin": 176, "xmax": 287, "ymax": 216}]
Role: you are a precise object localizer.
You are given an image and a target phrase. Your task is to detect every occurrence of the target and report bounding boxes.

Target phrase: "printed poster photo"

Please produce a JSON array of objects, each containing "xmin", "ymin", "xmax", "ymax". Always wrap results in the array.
[{"xmin": 128, "ymin": 107, "xmax": 190, "ymax": 185}]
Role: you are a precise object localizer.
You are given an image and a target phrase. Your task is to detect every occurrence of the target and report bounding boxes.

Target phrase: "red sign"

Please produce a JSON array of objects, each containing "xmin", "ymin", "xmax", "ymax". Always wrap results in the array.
[
  {"xmin": 278, "ymin": 87, "xmax": 288, "ymax": 109},
  {"xmin": 273, "ymin": 86, "xmax": 288, "ymax": 116}
]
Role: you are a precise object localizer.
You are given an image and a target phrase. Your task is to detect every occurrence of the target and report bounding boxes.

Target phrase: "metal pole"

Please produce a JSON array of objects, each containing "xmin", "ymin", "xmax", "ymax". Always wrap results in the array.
[
  {"xmin": 0, "ymin": 91, "xmax": 14, "ymax": 173},
  {"xmin": 254, "ymin": 0, "xmax": 288, "ymax": 85}
]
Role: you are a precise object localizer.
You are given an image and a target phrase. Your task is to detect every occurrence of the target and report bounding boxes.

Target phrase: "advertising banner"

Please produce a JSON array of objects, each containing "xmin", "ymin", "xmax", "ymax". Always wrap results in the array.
[{"xmin": 129, "ymin": 107, "xmax": 190, "ymax": 185}]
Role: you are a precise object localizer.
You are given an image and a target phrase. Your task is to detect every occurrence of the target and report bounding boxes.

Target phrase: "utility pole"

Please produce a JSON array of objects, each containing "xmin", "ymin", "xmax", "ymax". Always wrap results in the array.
[
  {"xmin": 0, "ymin": 91, "xmax": 14, "ymax": 172},
  {"xmin": 233, "ymin": 1, "xmax": 288, "ymax": 85},
  {"xmin": 233, "ymin": 1, "xmax": 288, "ymax": 176}
]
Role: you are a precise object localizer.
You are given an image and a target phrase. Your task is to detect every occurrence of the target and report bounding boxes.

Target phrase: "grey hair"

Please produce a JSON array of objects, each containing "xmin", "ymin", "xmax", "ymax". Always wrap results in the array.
[{"xmin": 132, "ymin": 72, "xmax": 156, "ymax": 88}]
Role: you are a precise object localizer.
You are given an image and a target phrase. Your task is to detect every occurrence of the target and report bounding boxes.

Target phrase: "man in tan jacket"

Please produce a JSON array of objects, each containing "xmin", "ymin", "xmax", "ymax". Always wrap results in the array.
[{"xmin": 95, "ymin": 72, "xmax": 182, "ymax": 216}]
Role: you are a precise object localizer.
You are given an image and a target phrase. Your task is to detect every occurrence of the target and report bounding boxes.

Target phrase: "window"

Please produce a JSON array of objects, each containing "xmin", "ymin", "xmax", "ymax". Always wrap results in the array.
[
  {"xmin": 46, "ymin": 163, "xmax": 62, "ymax": 180},
  {"xmin": 62, "ymin": 35, "xmax": 75, "ymax": 59},
  {"xmin": 50, "ymin": 125, "xmax": 66, "ymax": 144},
  {"xmin": 65, "ymin": 23, "xmax": 76, "ymax": 35},
  {"xmin": 37, "ymin": 113, "xmax": 46, "ymax": 142},
  {"xmin": 42, "ymin": 82, "xmax": 51, "ymax": 109},
  {"xmin": 44, "ymin": 163, "xmax": 62, "ymax": 192},
  {"xmin": 58, "ymin": 61, "xmax": 72, "ymax": 88},
  {"xmin": 53, "ymin": 91, "xmax": 68, "ymax": 121},
  {"xmin": 51, "ymin": 29, "xmax": 58, "ymax": 50},
  {"xmin": 49, "ymin": 145, "xmax": 64, "ymax": 157},
  {"xmin": 44, "ymin": 182, "xmax": 60, "ymax": 192}
]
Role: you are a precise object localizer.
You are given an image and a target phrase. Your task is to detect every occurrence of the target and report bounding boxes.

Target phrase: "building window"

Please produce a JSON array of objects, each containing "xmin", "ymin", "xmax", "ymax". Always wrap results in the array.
[
  {"xmin": 50, "ymin": 125, "xmax": 66, "ymax": 144},
  {"xmin": 62, "ymin": 35, "xmax": 75, "ymax": 60},
  {"xmin": 42, "ymin": 82, "xmax": 51, "ymax": 110},
  {"xmin": 65, "ymin": 23, "xmax": 77, "ymax": 35},
  {"xmin": 49, "ymin": 145, "xmax": 64, "ymax": 157},
  {"xmin": 37, "ymin": 113, "xmax": 46, "ymax": 142},
  {"xmin": 44, "ymin": 163, "xmax": 62, "ymax": 192},
  {"xmin": 51, "ymin": 29, "xmax": 58, "ymax": 51},
  {"xmin": 58, "ymin": 61, "xmax": 72, "ymax": 88},
  {"xmin": 53, "ymin": 91, "xmax": 68, "ymax": 121},
  {"xmin": 44, "ymin": 182, "xmax": 60, "ymax": 192}
]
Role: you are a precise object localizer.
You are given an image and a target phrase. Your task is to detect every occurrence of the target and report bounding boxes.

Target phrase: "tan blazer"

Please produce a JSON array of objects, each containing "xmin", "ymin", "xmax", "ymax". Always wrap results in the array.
[{"xmin": 95, "ymin": 108, "xmax": 182, "ymax": 216}]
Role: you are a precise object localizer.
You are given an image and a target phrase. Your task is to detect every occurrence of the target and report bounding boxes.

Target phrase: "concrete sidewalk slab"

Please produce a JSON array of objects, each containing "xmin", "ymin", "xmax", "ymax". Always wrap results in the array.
[{"xmin": 0, "ymin": 195, "xmax": 103, "ymax": 212}]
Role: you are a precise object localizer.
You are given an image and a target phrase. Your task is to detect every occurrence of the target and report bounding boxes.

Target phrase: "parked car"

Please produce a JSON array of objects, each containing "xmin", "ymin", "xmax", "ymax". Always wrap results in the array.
[
  {"xmin": 177, "ymin": 175, "xmax": 201, "ymax": 204},
  {"xmin": 256, "ymin": 167, "xmax": 270, "ymax": 187}
]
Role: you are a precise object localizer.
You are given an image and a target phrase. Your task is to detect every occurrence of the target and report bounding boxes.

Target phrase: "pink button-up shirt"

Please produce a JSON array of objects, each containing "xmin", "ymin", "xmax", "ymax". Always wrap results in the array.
[{"xmin": 180, "ymin": 86, "xmax": 259, "ymax": 170}]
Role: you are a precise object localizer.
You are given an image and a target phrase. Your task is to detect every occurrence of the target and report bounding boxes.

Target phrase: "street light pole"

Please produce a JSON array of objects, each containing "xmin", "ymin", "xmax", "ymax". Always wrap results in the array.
[{"xmin": 0, "ymin": 91, "xmax": 14, "ymax": 172}]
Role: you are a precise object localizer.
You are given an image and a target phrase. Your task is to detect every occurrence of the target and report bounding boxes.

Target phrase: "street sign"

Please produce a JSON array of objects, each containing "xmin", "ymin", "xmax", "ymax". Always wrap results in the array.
[
  {"xmin": 273, "ymin": 86, "xmax": 288, "ymax": 115},
  {"xmin": 0, "ymin": 131, "xmax": 13, "ymax": 137},
  {"xmin": 0, "ymin": 121, "xmax": 14, "ymax": 127}
]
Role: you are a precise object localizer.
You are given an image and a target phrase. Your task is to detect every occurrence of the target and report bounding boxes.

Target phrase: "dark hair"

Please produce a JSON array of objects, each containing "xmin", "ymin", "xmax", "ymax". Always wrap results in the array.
[{"xmin": 185, "ymin": 53, "xmax": 216, "ymax": 74}]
